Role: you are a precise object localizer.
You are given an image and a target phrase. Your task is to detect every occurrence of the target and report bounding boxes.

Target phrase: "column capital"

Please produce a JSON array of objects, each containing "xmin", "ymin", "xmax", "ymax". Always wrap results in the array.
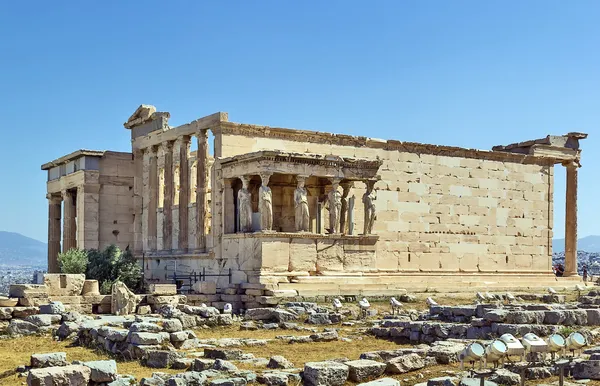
[
  {"xmin": 562, "ymin": 159, "xmax": 581, "ymax": 168},
  {"xmin": 197, "ymin": 129, "xmax": 209, "ymax": 141},
  {"xmin": 47, "ymin": 193, "xmax": 61, "ymax": 202},
  {"xmin": 340, "ymin": 181, "xmax": 353, "ymax": 197},
  {"xmin": 259, "ymin": 172, "xmax": 273, "ymax": 184},
  {"xmin": 61, "ymin": 189, "xmax": 71, "ymax": 199}
]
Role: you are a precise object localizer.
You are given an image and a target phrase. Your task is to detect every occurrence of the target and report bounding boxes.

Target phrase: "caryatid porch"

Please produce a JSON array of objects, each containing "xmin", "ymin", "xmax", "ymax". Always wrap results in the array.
[{"xmin": 217, "ymin": 151, "xmax": 383, "ymax": 282}]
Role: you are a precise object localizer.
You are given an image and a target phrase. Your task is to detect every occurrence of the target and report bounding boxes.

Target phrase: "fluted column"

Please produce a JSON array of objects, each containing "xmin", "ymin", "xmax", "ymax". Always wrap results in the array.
[
  {"xmin": 62, "ymin": 189, "xmax": 77, "ymax": 252},
  {"xmin": 148, "ymin": 146, "xmax": 158, "ymax": 250},
  {"xmin": 564, "ymin": 160, "xmax": 579, "ymax": 276},
  {"xmin": 178, "ymin": 136, "xmax": 191, "ymax": 251},
  {"xmin": 47, "ymin": 194, "xmax": 62, "ymax": 273},
  {"xmin": 196, "ymin": 130, "xmax": 209, "ymax": 252},
  {"xmin": 162, "ymin": 141, "xmax": 174, "ymax": 251}
]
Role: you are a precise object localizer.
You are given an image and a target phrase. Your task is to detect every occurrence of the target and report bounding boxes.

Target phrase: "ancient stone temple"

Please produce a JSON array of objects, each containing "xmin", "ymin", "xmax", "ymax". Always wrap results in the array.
[{"xmin": 42, "ymin": 105, "xmax": 587, "ymax": 293}]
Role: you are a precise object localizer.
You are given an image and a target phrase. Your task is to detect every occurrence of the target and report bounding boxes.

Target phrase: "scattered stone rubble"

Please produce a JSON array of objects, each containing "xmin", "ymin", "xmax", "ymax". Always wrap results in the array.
[{"xmin": 8, "ymin": 279, "xmax": 600, "ymax": 385}]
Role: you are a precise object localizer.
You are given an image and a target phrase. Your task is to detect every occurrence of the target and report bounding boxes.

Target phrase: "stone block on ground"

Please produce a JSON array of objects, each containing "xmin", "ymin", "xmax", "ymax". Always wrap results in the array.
[
  {"xmin": 212, "ymin": 358, "xmax": 238, "ymax": 371},
  {"xmin": 346, "ymin": 359, "xmax": 387, "ymax": 382},
  {"xmin": 25, "ymin": 314, "xmax": 62, "ymax": 327},
  {"xmin": 7, "ymin": 319, "xmax": 39, "ymax": 335},
  {"xmin": 303, "ymin": 361, "xmax": 349, "ymax": 386},
  {"xmin": 129, "ymin": 332, "xmax": 165, "ymax": 345},
  {"xmin": 357, "ymin": 378, "xmax": 401, "ymax": 386},
  {"xmin": 210, "ymin": 378, "xmax": 247, "ymax": 386},
  {"xmin": 192, "ymin": 281, "xmax": 217, "ymax": 295},
  {"xmin": 385, "ymin": 353, "xmax": 425, "ymax": 374},
  {"xmin": 192, "ymin": 358, "xmax": 216, "ymax": 371},
  {"xmin": 30, "ymin": 352, "xmax": 67, "ymax": 368},
  {"xmin": 44, "ymin": 274, "xmax": 85, "ymax": 296},
  {"xmin": 145, "ymin": 350, "xmax": 182, "ymax": 368},
  {"xmin": 39, "ymin": 301, "xmax": 65, "ymax": 315},
  {"xmin": 204, "ymin": 348, "xmax": 244, "ymax": 360},
  {"xmin": 488, "ymin": 368, "xmax": 521, "ymax": 385},
  {"xmin": 149, "ymin": 284, "xmax": 178, "ymax": 295},
  {"xmin": 83, "ymin": 360, "xmax": 118, "ymax": 382},
  {"xmin": 267, "ymin": 355, "xmax": 294, "ymax": 369},
  {"xmin": 27, "ymin": 364, "xmax": 91, "ymax": 385},
  {"xmin": 9, "ymin": 284, "xmax": 47, "ymax": 298},
  {"xmin": 573, "ymin": 360, "xmax": 600, "ymax": 379}
]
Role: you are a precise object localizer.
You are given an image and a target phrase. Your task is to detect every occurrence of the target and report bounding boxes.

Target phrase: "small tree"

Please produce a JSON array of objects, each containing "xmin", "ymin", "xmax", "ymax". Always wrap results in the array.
[
  {"xmin": 57, "ymin": 249, "xmax": 88, "ymax": 274},
  {"xmin": 86, "ymin": 245, "xmax": 142, "ymax": 294}
]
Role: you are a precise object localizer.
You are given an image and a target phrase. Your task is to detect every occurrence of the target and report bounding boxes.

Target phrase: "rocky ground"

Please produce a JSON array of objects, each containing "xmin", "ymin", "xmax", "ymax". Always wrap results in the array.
[{"xmin": 2, "ymin": 291, "xmax": 600, "ymax": 385}]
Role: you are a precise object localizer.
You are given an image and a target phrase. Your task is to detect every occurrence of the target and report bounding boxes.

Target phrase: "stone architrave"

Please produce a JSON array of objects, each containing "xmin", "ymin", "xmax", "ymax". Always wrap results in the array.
[
  {"xmin": 327, "ymin": 179, "xmax": 342, "ymax": 233},
  {"xmin": 238, "ymin": 176, "xmax": 253, "ymax": 233},
  {"xmin": 363, "ymin": 180, "xmax": 377, "ymax": 235},
  {"xmin": 294, "ymin": 175, "xmax": 310, "ymax": 232},
  {"xmin": 339, "ymin": 181, "xmax": 353, "ymax": 234},
  {"xmin": 111, "ymin": 281, "xmax": 139, "ymax": 316},
  {"xmin": 259, "ymin": 173, "xmax": 273, "ymax": 231}
]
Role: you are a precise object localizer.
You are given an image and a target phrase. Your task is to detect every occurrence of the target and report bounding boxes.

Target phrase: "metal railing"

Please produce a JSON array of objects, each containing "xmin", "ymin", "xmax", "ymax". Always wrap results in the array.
[{"xmin": 170, "ymin": 268, "xmax": 232, "ymax": 293}]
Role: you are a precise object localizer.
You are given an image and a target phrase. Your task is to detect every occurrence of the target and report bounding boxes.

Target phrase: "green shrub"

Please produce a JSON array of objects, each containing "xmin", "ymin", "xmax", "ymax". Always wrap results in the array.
[
  {"xmin": 86, "ymin": 245, "xmax": 142, "ymax": 294},
  {"xmin": 559, "ymin": 327, "xmax": 575, "ymax": 337},
  {"xmin": 57, "ymin": 249, "xmax": 88, "ymax": 274}
]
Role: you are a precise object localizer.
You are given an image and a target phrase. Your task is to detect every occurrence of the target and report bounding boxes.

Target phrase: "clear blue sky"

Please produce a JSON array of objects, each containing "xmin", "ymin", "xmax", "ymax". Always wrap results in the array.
[{"xmin": 0, "ymin": 1, "xmax": 598, "ymax": 243}]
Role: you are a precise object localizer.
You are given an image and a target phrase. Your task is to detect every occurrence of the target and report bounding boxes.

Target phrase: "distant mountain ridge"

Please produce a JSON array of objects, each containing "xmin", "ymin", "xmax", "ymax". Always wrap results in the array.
[
  {"xmin": 553, "ymin": 235, "xmax": 600, "ymax": 253},
  {"xmin": 0, "ymin": 231, "xmax": 46, "ymax": 267}
]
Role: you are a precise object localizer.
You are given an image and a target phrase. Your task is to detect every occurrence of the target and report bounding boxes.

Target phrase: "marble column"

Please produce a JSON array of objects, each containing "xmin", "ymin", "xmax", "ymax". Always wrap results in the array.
[
  {"xmin": 148, "ymin": 146, "xmax": 158, "ymax": 250},
  {"xmin": 339, "ymin": 181, "xmax": 353, "ymax": 234},
  {"xmin": 162, "ymin": 141, "xmax": 174, "ymax": 251},
  {"xmin": 62, "ymin": 189, "xmax": 77, "ymax": 252},
  {"xmin": 47, "ymin": 194, "xmax": 62, "ymax": 273},
  {"xmin": 196, "ymin": 130, "xmax": 209, "ymax": 251},
  {"xmin": 178, "ymin": 136, "xmax": 191, "ymax": 251},
  {"xmin": 564, "ymin": 160, "xmax": 579, "ymax": 276}
]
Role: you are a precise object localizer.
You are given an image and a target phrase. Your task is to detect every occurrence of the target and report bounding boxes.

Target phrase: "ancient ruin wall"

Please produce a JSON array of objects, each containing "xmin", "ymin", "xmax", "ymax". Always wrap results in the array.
[
  {"xmin": 97, "ymin": 152, "xmax": 135, "ymax": 251},
  {"xmin": 216, "ymin": 125, "xmax": 553, "ymax": 275}
]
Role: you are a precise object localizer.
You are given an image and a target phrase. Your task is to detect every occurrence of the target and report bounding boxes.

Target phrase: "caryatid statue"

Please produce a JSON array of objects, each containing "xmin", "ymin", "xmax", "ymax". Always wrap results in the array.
[
  {"xmin": 339, "ymin": 181, "xmax": 353, "ymax": 234},
  {"xmin": 258, "ymin": 173, "xmax": 273, "ymax": 231},
  {"xmin": 294, "ymin": 175, "xmax": 310, "ymax": 232},
  {"xmin": 238, "ymin": 176, "xmax": 253, "ymax": 232},
  {"xmin": 363, "ymin": 179, "xmax": 377, "ymax": 234},
  {"xmin": 328, "ymin": 179, "xmax": 342, "ymax": 233}
]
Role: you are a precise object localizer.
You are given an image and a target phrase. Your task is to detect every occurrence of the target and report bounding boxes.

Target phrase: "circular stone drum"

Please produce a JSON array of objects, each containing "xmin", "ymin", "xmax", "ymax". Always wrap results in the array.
[{"xmin": 82, "ymin": 280, "xmax": 100, "ymax": 296}]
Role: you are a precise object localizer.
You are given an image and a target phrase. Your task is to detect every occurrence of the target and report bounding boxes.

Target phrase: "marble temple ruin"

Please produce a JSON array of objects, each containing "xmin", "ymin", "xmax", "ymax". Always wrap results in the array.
[{"xmin": 42, "ymin": 105, "xmax": 587, "ymax": 295}]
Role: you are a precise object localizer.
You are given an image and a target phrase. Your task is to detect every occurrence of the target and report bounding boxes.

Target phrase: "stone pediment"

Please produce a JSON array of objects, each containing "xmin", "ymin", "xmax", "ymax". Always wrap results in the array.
[{"xmin": 124, "ymin": 104, "xmax": 171, "ymax": 130}]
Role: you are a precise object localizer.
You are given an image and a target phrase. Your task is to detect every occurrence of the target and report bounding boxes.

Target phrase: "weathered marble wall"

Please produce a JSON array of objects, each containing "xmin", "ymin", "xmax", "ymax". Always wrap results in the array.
[{"xmin": 217, "ymin": 130, "xmax": 553, "ymax": 275}]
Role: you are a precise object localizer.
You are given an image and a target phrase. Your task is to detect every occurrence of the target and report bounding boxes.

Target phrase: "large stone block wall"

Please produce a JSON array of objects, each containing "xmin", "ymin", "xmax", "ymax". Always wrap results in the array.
[
  {"xmin": 97, "ymin": 153, "xmax": 135, "ymax": 251},
  {"xmin": 218, "ymin": 133, "xmax": 553, "ymax": 275}
]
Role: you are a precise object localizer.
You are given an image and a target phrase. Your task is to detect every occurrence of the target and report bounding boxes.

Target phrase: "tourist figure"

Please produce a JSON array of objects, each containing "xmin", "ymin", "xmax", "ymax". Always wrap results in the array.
[
  {"xmin": 294, "ymin": 176, "xmax": 310, "ymax": 232},
  {"xmin": 259, "ymin": 173, "xmax": 273, "ymax": 231},
  {"xmin": 327, "ymin": 180, "xmax": 342, "ymax": 233},
  {"xmin": 238, "ymin": 176, "xmax": 252, "ymax": 232},
  {"xmin": 556, "ymin": 264, "xmax": 565, "ymax": 277},
  {"xmin": 583, "ymin": 266, "xmax": 588, "ymax": 282},
  {"xmin": 363, "ymin": 180, "xmax": 377, "ymax": 234}
]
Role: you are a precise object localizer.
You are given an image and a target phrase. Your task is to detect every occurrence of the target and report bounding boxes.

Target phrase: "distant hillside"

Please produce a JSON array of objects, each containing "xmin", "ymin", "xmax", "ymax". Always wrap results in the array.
[
  {"xmin": 0, "ymin": 231, "xmax": 46, "ymax": 267},
  {"xmin": 553, "ymin": 235, "xmax": 600, "ymax": 253}
]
